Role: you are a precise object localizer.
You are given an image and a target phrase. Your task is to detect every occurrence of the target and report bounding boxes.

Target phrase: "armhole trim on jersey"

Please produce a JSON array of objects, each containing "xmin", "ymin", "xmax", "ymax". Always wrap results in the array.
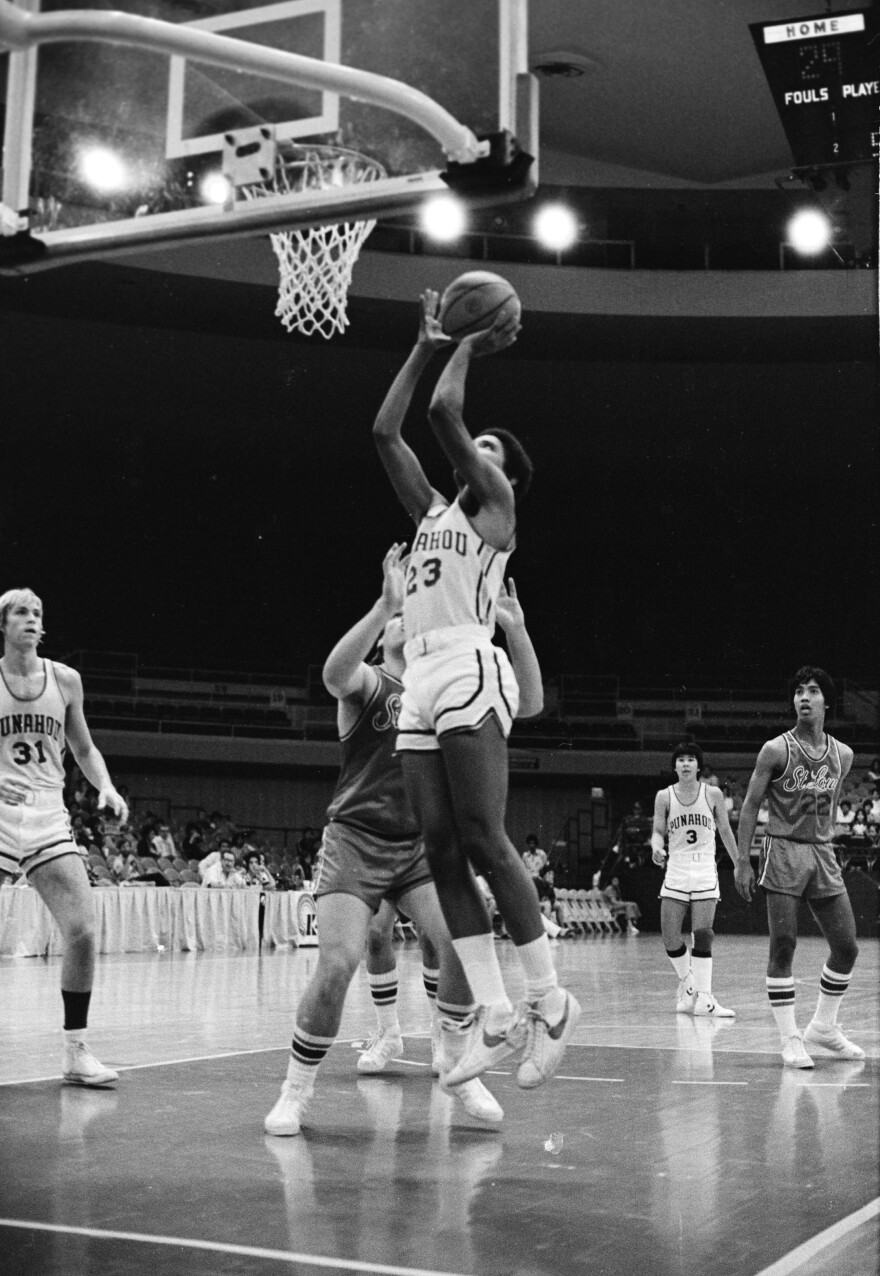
[
  {"xmin": 338, "ymin": 669, "xmax": 385, "ymax": 743},
  {"xmin": 770, "ymin": 733, "xmax": 792, "ymax": 784},
  {"xmin": 48, "ymin": 660, "xmax": 69, "ymax": 709}
]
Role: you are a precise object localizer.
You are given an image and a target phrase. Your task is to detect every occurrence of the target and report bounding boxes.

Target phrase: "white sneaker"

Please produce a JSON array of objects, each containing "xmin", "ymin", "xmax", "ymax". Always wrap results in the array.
[
  {"xmin": 264, "ymin": 1081, "xmax": 312, "ymax": 1136},
  {"xmin": 692, "ymin": 992, "xmax": 735, "ymax": 1019},
  {"xmin": 781, "ymin": 1032, "xmax": 815, "ymax": 1069},
  {"xmin": 676, "ymin": 978, "xmax": 695, "ymax": 1014},
  {"xmin": 356, "ymin": 1027, "xmax": 404, "ymax": 1073},
  {"xmin": 627, "ymin": 924, "xmax": 640, "ymax": 936},
  {"xmin": 442, "ymin": 1076, "xmax": 504, "ymax": 1124},
  {"xmin": 430, "ymin": 1019, "xmax": 443, "ymax": 1077},
  {"xmin": 803, "ymin": 1021, "xmax": 865, "ymax": 1060},
  {"xmin": 62, "ymin": 1041, "xmax": 118, "ymax": 1087},
  {"xmin": 442, "ymin": 1007, "xmax": 527, "ymax": 1087},
  {"xmin": 516, "ymin": 989, "xmax": 582, "ymax": 1090}
]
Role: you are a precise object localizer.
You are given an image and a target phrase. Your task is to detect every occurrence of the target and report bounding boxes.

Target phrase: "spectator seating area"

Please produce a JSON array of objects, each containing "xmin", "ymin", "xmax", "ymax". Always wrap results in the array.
[{"xmin": 66, "ymin": 652, "xmax": 879, "ymax": 754}]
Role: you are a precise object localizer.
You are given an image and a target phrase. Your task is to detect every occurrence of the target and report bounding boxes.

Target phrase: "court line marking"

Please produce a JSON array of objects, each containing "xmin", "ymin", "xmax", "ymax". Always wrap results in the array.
[
  {"xmin": 751, "ymin": 1196, "xmax": 880, "ymax": 1276},
  {"xmin": 0, "ymin": 1219, "xmax": 474, "ymax": 1276},
  {"xmin": 672, "ymin": 1080, "xmax": 749, "ymax": 1086}
]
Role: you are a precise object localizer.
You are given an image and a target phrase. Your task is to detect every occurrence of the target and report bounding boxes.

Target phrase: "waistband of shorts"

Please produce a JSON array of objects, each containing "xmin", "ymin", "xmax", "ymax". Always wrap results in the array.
[
  {"xmin": 2, "ymin": 786, "xmax": 64, "ymax": 809},
  {"xmin": 669, "ymin": 850, "xmax": 716, "ymax": 861},
  {"xmin": 404, "ymin": 625, "xmax": 493, "ymax": 660}
]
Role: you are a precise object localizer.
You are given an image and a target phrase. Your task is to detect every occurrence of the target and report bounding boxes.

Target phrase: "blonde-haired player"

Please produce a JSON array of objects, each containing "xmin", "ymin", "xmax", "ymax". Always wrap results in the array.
[
  {"xmin": 652, "ymin": 741, "xmax": 737, "ymax": 1018},
  {"xmin": 0, "ymin": 587, "xmax": 129, "ymax": 1085}
]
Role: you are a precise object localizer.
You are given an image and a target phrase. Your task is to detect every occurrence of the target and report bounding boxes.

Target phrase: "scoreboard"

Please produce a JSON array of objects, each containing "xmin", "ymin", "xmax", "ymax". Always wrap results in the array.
[{"xmin": 749, "ymin": 8, "xmax": 880, "ymax": 168}]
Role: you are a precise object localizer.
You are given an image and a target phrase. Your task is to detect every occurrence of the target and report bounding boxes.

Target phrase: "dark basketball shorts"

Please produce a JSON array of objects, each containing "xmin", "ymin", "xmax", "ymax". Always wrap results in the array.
[
  {"xmin": 312, "ymin": 820, "xmax": 434, "ymax": 913},
  {"xmin": 757, "ymin": 835, "xmax": 845, "ymax": 899},
  {"xmin": 0, "ymin": 789, "xmax": 78, "ymax": 877}
]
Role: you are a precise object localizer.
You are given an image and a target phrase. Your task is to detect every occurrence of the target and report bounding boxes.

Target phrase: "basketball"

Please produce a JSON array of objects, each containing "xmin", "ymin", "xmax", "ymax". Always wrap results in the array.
[{"xmin": 438, "ymin": 271, "xmax": 521, "ymax": 340}]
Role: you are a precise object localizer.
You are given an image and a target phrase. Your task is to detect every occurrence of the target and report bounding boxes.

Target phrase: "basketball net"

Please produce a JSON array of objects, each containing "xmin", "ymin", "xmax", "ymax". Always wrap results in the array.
[{"xmin": 243, "ymin": 144, "xmax": 386, "ymax": 340}]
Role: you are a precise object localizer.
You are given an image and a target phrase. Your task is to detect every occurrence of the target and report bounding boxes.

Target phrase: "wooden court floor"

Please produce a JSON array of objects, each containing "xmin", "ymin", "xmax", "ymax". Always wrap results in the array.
[{"xmin": 0, "ymin": 932, "xmax": 877, "ymax": 1276}]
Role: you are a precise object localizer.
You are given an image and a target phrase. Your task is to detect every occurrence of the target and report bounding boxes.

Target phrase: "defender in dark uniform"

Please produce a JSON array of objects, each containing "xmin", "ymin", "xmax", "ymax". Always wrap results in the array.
[
  {"xmin": 735, "ymin": 666, "xmax": 864, "ymax": 1069},
  {"xmin": 265, "ymin": 546, "xmax": 505, "ymax": 1137}
]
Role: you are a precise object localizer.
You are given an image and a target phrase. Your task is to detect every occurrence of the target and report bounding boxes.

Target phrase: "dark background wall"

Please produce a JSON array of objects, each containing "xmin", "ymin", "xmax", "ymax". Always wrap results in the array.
[{"xmin": 0, "ymin": 267, "xmax": 877, "ymax": 686}]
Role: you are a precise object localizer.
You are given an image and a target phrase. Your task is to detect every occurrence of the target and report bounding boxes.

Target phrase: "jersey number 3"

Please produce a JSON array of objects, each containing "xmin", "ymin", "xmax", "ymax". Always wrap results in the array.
[{"xmin": 406, "ymin": 558, "xmax": 442, "ymax": 594}]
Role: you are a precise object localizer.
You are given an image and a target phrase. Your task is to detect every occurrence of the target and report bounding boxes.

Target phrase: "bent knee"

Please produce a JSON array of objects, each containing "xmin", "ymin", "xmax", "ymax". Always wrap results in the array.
[
  {"xmin": 692, "ymin": 927, "xmax": 715, "ymax": 949},
  {"xmin": 770, "ymin": 935, "xmax": 797, "ymax": 967}
]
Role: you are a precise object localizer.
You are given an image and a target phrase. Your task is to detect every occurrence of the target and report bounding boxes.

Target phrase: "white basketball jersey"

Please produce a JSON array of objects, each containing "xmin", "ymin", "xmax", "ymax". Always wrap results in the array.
[
  {"xmin": 0, "ymin": 659, "xmax": 68, "ymax": 791},
  {"xmin": 403, "ymin": 498, "xmax": 512, "ymax": 638},
  {"xmin": 666, "ymin": 783, "xmax": 716, "ymax": 856}
]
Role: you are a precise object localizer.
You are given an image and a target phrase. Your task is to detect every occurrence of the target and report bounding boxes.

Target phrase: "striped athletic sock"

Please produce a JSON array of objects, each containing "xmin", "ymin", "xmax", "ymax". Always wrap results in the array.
[
  {"xmin": 436, "ymin": 998, "xmax": 476, "ymax": 1028},
  {"xmin": 422, "ymin": 965, "xmax": 439, "ymax": 1009},
  {"xmin": 368, "ymin": 970, "xmax": 401, "ymax": 1030},
  {"xmin": 812, "ymin": 964, "xmax": 852, "ymax": 1027},
  {"xmin": 767, "ymin": 976, "xmax": 798, "ymax": 1040},
  {"xmin": 287, "ymin": 1026, "xmax": 335, "ymax": 1089}
]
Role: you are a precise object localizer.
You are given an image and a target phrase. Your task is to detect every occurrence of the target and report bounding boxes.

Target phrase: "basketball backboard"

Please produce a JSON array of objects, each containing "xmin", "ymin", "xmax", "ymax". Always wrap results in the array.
[{"xmin": 0, "ymin": 0, "xmax": 537, "ymax": 272}]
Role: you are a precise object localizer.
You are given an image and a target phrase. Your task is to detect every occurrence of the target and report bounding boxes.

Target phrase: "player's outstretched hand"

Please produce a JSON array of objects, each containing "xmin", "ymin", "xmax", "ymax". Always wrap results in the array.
[
  {"xmin": 418, "ymin": 290, "xmax": 454, "ymax": 351},
  {"xmin": 734, "ymin": 861, "xmax": 755, "ymax": 902},
  {"xmin": 381, "ymin": 542, "xmax": 407, "ymax": 614},
  {"xmin": 495, "ymin": 577, "xmax": 525, "ymax": 633},
  {"xmin": 460, "ymin": 310, "xmax": 521, "ymax": 357}
]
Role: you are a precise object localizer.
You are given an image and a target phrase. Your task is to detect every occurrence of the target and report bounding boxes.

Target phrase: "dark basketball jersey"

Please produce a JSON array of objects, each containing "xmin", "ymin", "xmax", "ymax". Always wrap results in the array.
[
  {"xmin": 765, "ymin": 730, "xmax": 844, "ymax": 843},
  {"xmin": 325, "ymin": 668, "xmax": 418, "ymax": 838}
]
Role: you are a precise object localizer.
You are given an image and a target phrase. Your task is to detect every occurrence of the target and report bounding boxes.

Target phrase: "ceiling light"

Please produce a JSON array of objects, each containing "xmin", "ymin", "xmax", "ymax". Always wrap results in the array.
[
  {"xmin": 79, "ymin": 146, "xmax": 127, "ymax": 193},
  {"xmin": 534, "ymin": 204, "xmax": 579, "ymax": 251},
  {"xmin": 787, "ymin": 209, "xmax": 832, "ymax": 255},
  {"xmin": 420, "ymin": 195, "xmax": 466, "ymax": 242},
  {"xmin": 530, "ymin": 49, "xmax": 603, "ymax": 79},
  {"xmin": 200, "ymin": 171, "xmax": 232, "ymax": 205}
]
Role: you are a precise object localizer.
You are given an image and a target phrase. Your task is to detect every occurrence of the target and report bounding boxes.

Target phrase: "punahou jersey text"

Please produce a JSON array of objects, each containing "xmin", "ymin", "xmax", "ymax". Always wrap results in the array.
[
  {"xmin": 765, "ymin": 730, "xmax": 844, "ymax": 843},
  {"xmin": 325, "ymin": 667, "xmax": 418, "ymax": 839},
  {"xmin": 666, "ymin": 783, "xmax": 716, "ymax": 856},
  {"xmin": 403, "ymin": 499, "xmax": 512, "ymax": 639},
  {"xmin": 0, "ymin": 659, "xmax": 67, "ymax": 791}
]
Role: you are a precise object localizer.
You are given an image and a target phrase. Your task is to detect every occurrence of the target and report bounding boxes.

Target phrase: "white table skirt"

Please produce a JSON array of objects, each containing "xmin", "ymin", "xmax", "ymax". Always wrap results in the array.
[{"xmin": 0, "ymin": 886, "xmax": 317, "ymax": 957}]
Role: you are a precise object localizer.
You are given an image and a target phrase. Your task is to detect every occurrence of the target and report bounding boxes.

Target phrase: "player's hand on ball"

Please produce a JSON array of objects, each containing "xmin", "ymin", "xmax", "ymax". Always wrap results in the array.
[
  {"xmin": 418, "ymin": 291, "xmax": 454, "ymax": 350},
  {"xmin": 461, "ymin": 311, "xmax": 521, "ymax": 357}
]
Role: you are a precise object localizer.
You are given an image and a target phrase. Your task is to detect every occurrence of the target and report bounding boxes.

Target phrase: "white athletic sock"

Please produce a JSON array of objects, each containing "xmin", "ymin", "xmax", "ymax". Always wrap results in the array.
[
  {"xmin": 451, "ymin": 933, "xmax": 512, "ymax": 1017},
  {"xmin": 516, "ymin": 934, "xmax": 559, "ymax": 1001},
  {"xmin": 812, "ymin": 964, "xmax": 852, "ymax": 1027},
  {"xmin": 691, "ymin": 955, "xmax": 713, "ymax": 995},
  {"xmin": 667, "ymin": 948, "xmax": 692, "ymax": 982},
  {"xmin": 767, "ymin": 976, "xmax": 798, "ymax": 1040}
]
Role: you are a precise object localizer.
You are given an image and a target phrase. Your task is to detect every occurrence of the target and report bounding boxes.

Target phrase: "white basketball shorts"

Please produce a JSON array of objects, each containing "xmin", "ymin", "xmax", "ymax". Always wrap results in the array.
[
  {"xmin": 659, "ymin": 851, "xmax": 720, "ymax": 902},
  {"xmin": 397, "ymin": 626, "xmax": 519, "ymax": 753},
  {"xmin": 0, "ymin": 787, "xmax": 76, "ymax": 877}
]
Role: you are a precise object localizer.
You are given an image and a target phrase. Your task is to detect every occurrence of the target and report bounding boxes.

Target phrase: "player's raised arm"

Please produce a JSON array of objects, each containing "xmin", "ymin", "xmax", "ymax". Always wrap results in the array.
[
  {"xmin": 322, "ymin": 544, "xmax": 406, "ymax": 701},
  {"xmin": 427, "ymin": 312, "xmax": 520, "ymax": 509},
  {"xmin": 373, "ymin": 291, "xmax": 450, "ymax": 522},
  {"xmin": 495, "ymin": 577, "xmax": 543, "ymax": 718}
]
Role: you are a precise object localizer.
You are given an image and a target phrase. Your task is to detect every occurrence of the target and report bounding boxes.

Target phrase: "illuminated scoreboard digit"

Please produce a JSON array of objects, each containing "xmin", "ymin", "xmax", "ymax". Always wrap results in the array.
[{"xmin": 749, "ymin": 8, "xmax": 880, "ymax": 168}]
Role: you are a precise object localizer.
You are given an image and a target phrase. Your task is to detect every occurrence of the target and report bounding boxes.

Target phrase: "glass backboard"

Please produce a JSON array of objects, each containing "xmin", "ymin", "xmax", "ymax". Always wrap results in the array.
[{"xmin": 0, "ymin": 0, "xmax": 536, "ymax": 270}]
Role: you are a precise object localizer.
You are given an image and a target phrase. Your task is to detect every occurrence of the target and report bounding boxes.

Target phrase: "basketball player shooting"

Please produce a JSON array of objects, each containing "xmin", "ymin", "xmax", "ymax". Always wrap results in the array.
[{"xmin": 372, "ymin": 291, "xmax": 581, "ymax": 1091}]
